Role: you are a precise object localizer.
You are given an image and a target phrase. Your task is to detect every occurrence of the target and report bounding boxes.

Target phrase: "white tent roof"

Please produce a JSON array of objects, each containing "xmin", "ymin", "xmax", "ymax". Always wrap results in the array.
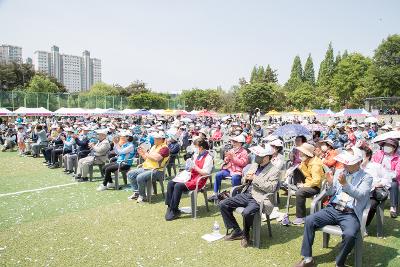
[
  {"xmin": 121, "ymin": 109, "xmax": 139, "ymax": 115},
  {"xmin": 0, "ymin": 108, "xmax": 13, "ymax": 116},
  {"xmin": 14, "ymin": 107, "xmax": 53, "ymax": 116},
  {"xmin": 54, "ymin": 107, "xmax": 88, "ymax": 116}
]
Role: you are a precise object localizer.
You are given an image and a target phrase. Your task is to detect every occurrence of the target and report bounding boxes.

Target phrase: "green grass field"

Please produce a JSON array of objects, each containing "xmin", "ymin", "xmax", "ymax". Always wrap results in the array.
[{"xmin": 0, "ymin": 152, "xmax": 399, "ymax": 266}]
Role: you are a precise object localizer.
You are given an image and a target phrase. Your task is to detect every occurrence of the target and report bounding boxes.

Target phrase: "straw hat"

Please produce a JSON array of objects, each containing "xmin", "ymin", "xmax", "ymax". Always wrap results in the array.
[{"xmin": 296, "ymin": 143, "xmax": 315, "ymax": 157}]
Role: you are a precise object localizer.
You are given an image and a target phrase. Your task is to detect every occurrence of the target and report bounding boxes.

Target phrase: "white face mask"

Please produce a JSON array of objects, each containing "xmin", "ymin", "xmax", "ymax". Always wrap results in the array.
[
  {"xmin": 321, "ymin": 145, "xmax": 328, "ymax": 152},
  {"xmin": 383, "ymin": 146, "xmax": 394, "ymax": 154}
]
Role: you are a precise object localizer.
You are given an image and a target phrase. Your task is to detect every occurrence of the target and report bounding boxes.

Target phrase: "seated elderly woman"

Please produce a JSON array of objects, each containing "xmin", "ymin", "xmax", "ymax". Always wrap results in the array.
[
  {"xmin": 319, "ymin": 139, "xmax": 343, "ymax": 173},
  {"xmin": 208, "ymin": 134, "xmax": 249, "ymax": 202},
  {"xmin": 219, "ymin": 144, "xmax": 280, "ymax": 248},
  {"xmin": 358, "ymin": 145, "xmax": 392, "ymax": 228},
  {"xmin": 292, "ymin": 143, "xmax": 324, "ymax": 225},
  {"xmin": 165, "ymin": 138, "xmax": 213, "ymax": 221}
]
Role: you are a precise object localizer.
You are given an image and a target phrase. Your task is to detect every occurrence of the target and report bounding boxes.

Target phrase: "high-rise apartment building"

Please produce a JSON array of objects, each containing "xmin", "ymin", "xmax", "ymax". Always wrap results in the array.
[
  {"xmin": 33, "ymin": 45, "xmax": 102, "ymax": 92},
  {"xmin": 0, "ymin": 44, "xmax": 23, "ymax": 64}
]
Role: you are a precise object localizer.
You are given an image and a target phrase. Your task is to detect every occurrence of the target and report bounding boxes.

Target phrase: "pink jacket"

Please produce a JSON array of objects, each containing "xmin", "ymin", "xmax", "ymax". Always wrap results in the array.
[
  {"xmin": 211, "ymin": 130, "xmax": 222, "ymax": 140},
  {"xmin": 372, "ymin": 150, "xmax": 400, "ymax": 182},
  {"xmin": 223, "ymin": 147, "xmax": 249, "ymax": 175}
]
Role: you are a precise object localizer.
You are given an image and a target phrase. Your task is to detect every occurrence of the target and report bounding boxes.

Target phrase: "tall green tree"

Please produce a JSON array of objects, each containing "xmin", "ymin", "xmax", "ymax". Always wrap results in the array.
[
  {"xmin": 285, "ymin": 55, "xmax": 303, "ymax": 91},
  {"xmin": 26, "ymin": 74, "xmax": 59, "ymax": 93},
  {"xmin": 303, "ymin": 54, "xmax": 315, "ymax": 86},
  {"xmin": 0, "ymin": 63, "xmax": 35, "ymax": 91},
  {"xmin": 250, "ymin": 66, "xmax": 258, "ymax": 83},
  {"xmin": 331, "ymin": 53, "xmax": 372, "ymax": 107},
  {"xmin": 128, "ymin": 92, "xmax": 167, "ymax": 109},
  {"xmin": 238, "ymin": 82, "xmax": 275, "ymax": 112},
  {"xmin": 317, "ymin": 42, "xmax": 336, "ymax": 87},
  {"xmin": 366, "ymin": 34, "xmax": 400, "ymax": 97},
  {"xmin": 180, "ymin": 88, "xmax": 222, "ymax": 111},
  {"xmin": 264, "ymin": 65, "xmax": 278, "ymax": 83},
  {"xmin": 84, "ymin": 82, "xmax": 119, "ymax": 96}
]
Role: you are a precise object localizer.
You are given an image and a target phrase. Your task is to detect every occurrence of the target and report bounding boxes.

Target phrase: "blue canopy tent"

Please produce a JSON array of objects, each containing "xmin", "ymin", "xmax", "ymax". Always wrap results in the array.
[
  {"xmin": 133, "ymin": 109, "xmax": 153, "ymax": 116},
  {"xmin": 312, "ymin": 109, "xmax": 335, "ymax": 117},
  {"xmin": 335, "ymin": 109, "xmax": 371, "ymax": 117}
]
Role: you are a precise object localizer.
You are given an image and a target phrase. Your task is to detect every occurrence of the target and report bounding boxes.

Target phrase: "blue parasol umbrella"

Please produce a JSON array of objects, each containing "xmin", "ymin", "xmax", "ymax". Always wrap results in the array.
[
  {"xmin": 133, "ymin": 109, "xmax": 152, "ymax": 116},
  {"xmin": 305, "ymin": 124, "xmax": 327, "ymax": 132},
  {"xmin": 273, "ymin": 124, "xmax": 311, "ymax": 138}
]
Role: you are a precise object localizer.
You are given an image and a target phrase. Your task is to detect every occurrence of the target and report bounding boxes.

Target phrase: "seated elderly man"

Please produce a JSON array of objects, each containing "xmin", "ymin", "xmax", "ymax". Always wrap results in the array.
[
  {"xmin": 294, "ymin": 149, "xmax": 372, "ymax": 267},
  {"xmin": 63, "ymin": 126, "xmax": 91, "ymax": 174},
  {"xmin": 74, "ymin": 128, "xmax": 110, "ymax": 182},
  {"xmin": 31, "ymin": 124, "xmax": 48, "ymax": 157},
  {"xmin": 219, "ymin": 145, "xmax": 280, "ymax": 248},
  {"xmin": 127, "ymin": 131, "xmax": 170, "ymax": 203},
  {"xmin": 208, "ymin": 134, "xmax": 249, "ymax": 202},
  {"xmin": 97, "ymin": 130, "xmax": 136, "ymax": 191}
]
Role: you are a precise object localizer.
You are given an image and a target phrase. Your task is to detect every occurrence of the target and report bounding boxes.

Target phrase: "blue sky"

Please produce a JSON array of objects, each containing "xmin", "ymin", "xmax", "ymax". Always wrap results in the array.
[{"xmin": 1, "ymin": 0, "xmax": 399, "ymax": 93}]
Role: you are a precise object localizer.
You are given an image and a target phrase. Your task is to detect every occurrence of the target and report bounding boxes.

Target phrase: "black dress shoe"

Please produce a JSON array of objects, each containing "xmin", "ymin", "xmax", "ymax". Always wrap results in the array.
[
  {"xmin": 224, "ymin": 229, "xmax": 243, "ymax": 241},
  {"xmin": 63, "ymin": 169, "xmax": 69, "ymax": 173},
  {"xmin": 78, "ymin": 177, "xmax": 89, "ymax": 182},
  {"xmin": 165, "ymin": 209, "xmax": 181, "ymax": 221},
  {"xmin": 293, "ymin": 259, "xmax": 316, "ymax": 267}
]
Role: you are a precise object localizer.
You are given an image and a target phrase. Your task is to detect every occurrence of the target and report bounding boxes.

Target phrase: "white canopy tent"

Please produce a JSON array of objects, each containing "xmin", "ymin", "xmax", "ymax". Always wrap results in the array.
[
  {"xmin": 121, "ymin": 109, "xmax": 139, "ymax": 115},
  {"xmin": 14, "ymin": 107, "xmax": 53, "ymax": 116},
  {"xmin": 53, "ymin": 107, "xmax": 88, "ymax": 116},
  {"xmin": 0, "ymin": 108, "xmax": 13, "ymax": 116}
]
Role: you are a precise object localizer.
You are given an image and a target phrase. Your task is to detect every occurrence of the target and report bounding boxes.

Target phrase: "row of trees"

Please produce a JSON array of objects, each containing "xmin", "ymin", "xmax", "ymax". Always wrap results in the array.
[
  {"xmin": 1, "ymin": 34, "xmax": 399, "ymax": 112},
  {"xmin": 180, "ymin": 34, "xmax": 400, "ymax": 112}
]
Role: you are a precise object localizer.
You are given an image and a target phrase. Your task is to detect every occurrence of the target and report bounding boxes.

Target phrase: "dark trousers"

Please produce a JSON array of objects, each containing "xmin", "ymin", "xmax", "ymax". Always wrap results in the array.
[
  {"xmin": 51, "ymin": 148, "xmax": 71, "ymax": 164},
  {"xmin": 295, "ymin": 186, "xmax": 320, "ymax": 218},
  {"xmin": 293, "ymin": 168, "xmax": 306, "ymax": 185},
  {"xmin": 389, "ymin": 180, "xmax": 398, "ymax": 208},
  {"xmin": 102, "ymin": 162, "xmax": 130, "ymax": 186},
  {"xmin": 366, "ymin": 195, "xmax": 386, "ymax": 226},
  {"xmin": 219, "ymin": 192, "xmax": 259, "ymax": 238},
  {"xmin": 166, "ymin": 156, "xmax": 177, "ymax": 177},
  {"xmin": 301, "ymin": 205, "xmax": 360, "ymax": 266},
  {"xmin": 165, "ymin": 181, "xmax": 189, "ymax": 211},
  {"xmin": 44, "ymin": 147, "xmax": 55, "ymax": 162}
]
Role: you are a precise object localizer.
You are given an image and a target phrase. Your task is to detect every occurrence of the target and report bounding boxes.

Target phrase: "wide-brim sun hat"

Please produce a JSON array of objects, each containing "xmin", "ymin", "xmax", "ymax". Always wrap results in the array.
[
  {"xmin": 152, "ymin": 131, "xmax": 166, "ymax": 139},
  {"xmin": 249, "ymin": 144, "xmax": 274, "ymax": 157},
  {"xmin": 319, "ymin": 139, "xmax": 334, "ymax": 148},
  {"xmin": 379, "ymin": 138, "xmax": 399, "ymax": 148},
  {"xmin": 296, "ymin": 143, "xmax": 315, "ymax": 157},
  {"xmin": 229, "ymin": 134, "xmax": 246, "ymax": 143},
  {"xmin": 269, "ymin": 139, "xmax": 283, "ymax": 147},
  {"xmin": 334, "ymin": 150, "xmax": 363, "ymax": 165},
  {"xmin": 95, "ymin": 128, "xmax": 109, "ymax": 135}
]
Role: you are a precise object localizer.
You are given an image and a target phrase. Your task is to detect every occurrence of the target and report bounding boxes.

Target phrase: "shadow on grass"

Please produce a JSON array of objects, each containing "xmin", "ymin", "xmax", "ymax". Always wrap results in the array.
[{"xmin": 313, "ymin": 239, "xmax": 399, "ymax": 266}]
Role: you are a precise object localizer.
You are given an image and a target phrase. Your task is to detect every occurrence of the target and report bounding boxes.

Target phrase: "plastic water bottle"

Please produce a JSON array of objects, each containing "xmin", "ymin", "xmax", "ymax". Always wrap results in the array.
[{"xmin": 212, "ymin": 221, "xmax": 220, "ymax": 234}]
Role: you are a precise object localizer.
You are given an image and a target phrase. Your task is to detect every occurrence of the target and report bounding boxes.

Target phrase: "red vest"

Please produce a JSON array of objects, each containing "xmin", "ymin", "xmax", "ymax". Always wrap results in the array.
[{"xmin": 185, "ymin": 152, "xmax": 209, "ymax": 190}]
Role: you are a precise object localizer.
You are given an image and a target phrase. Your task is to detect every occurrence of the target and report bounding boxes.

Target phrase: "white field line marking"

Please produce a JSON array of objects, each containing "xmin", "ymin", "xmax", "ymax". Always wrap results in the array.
[{"xmin": 0, "ymin": 182, "xmax": 79, "ymax": 197}]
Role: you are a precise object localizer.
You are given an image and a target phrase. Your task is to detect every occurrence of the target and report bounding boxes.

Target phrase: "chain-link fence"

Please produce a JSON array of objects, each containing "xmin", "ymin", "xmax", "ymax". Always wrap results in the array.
[{"xmin": 0, "ymin": 91, "xmax": 185, "ymax": 111}]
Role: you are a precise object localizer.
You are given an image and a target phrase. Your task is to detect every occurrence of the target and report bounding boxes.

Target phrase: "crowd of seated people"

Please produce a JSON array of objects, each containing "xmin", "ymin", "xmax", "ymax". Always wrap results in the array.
[{"xmin": 1, "ymin": 114, "xmax": 400, "ymax": 267}]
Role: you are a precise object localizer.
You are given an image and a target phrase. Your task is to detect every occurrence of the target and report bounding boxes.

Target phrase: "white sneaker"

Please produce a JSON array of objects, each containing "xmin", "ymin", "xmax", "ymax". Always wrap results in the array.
[
  {"xmin": 97, "ymin": 184, "xmax": 107, "ymax": 191},
  {"xmin": 106, "ymin": 182, "xmax": 115, "ymax": 189},
  {"xmin": 137, "ymin": 196, "xmax": 147, "ymax": 203}
]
